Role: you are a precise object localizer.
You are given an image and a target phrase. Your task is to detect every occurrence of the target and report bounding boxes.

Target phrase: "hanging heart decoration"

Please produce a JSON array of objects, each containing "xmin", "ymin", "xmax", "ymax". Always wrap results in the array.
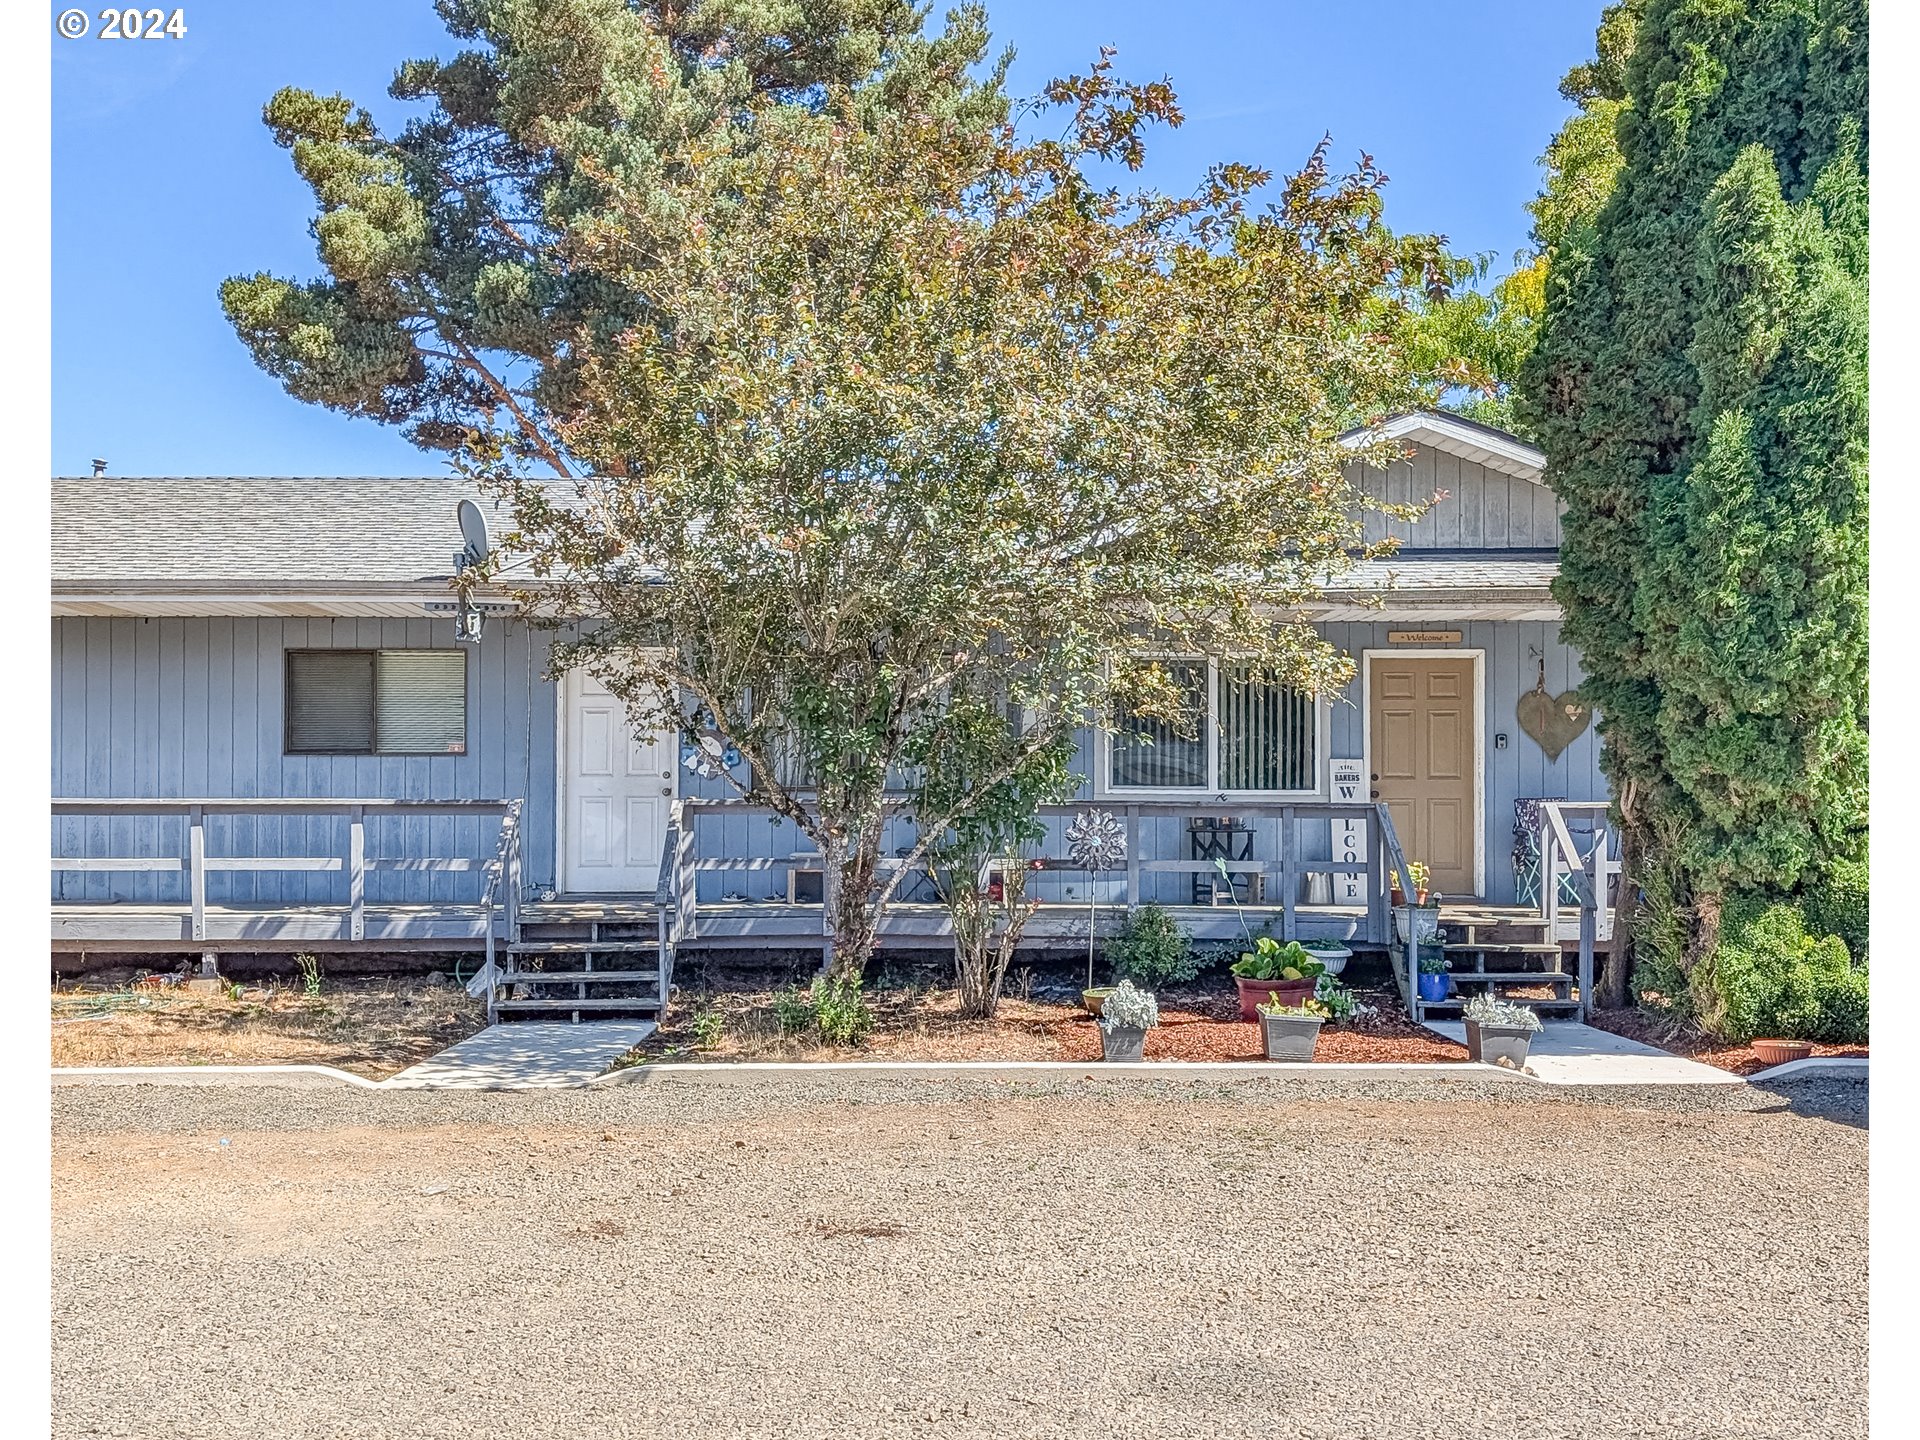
[{"xmin": 1516, "ymin": 662, "xmax": 1591, "ymax": 761}]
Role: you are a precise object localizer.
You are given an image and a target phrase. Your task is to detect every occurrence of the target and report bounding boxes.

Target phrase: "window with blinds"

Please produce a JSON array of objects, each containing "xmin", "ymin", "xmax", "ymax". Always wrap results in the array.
[
  {"xmin": 1106, "ymin": 659, "xmax": 1318, "ymax": 794},
  {"xmin": 1217, "ymin": 666, "xmax": 1316, "ymax": 791},
  {"xmin": 285, "ymin": 650, "xmax": 467, "ymax": 755},
  {"xmin": 1108, "ymin": 661, "xmax": 1209, "ymax": 789}
]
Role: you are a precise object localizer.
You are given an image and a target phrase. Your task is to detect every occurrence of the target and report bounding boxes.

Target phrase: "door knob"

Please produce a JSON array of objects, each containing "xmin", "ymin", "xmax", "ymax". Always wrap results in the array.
[
  {"xmin": 660, "ymin": 785, "xmax": 673, "ymax": 796},
  {"xmin": 1370, "ymin": 773, "xmax": 1379, "ymax": 781},
  {"xmin": 1370, "ymin": 789, "xmax": 1380, "ymax": 799}
]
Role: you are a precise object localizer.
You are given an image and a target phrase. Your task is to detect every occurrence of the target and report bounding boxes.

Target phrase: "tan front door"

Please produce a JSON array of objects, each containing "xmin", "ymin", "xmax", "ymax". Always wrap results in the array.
[{"xmin": 1370, "ymin": 656, "xmax": 1478, "ymax": 898}]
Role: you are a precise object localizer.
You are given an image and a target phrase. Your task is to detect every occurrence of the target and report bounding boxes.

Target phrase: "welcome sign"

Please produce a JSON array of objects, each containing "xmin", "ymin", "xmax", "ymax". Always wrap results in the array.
[{"xmin": 1329, "ymin": 759, "xmax": 1367, "ymax": 903}]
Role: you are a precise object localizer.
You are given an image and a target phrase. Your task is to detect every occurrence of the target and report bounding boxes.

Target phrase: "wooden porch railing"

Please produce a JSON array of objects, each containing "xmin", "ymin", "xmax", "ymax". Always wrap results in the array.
[
  {"xmin": 52, "ymin": 797, "xmax": 523, "ymax": 954},
  {"xmin": 1539, "ymin": 800, "xmax": 1616, "ymax": 1019},
  {"xmin": 673, "ymin": 797, "xmax": 1414, "ymax": 951}
]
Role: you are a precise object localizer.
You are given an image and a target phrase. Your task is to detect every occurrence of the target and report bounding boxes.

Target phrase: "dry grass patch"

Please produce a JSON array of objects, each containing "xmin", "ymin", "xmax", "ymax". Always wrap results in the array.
[{"xmin": 51, "ymin": 975, "xmax": 488, "ymax": 1080}]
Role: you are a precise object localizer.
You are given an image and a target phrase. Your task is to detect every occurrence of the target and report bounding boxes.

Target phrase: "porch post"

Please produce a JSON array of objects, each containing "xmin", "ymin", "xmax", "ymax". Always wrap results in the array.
[
  {"xmin": 187, "ymin": 804, "xmax": 206, "ymax": 945},
  {"xmin": 347, "ymin": 804, "xmax": 366, "ymax": 942}
]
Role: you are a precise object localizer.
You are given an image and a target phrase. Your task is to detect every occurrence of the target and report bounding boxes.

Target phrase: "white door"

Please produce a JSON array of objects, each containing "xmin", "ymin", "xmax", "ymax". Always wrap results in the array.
[{"xmin": 560, "ymin": 669, "xmax": 675, "ymax": 894}]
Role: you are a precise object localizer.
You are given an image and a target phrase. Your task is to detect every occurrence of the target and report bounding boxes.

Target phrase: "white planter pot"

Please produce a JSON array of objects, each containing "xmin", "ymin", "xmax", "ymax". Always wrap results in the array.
[
  {"xmin": 1302, "ymin": 945, "xmax": 1351, "ymax": 977},
  {"xmin": 1394, "ymin": 905, "xmax": 1441, "ymax": 946}
]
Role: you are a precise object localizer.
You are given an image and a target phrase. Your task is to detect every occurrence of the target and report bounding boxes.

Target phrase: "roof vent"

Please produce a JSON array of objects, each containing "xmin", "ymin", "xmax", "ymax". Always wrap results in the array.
[{"xmin": 90, "ymin": 459, "xmax": 107, "ymax": 477}]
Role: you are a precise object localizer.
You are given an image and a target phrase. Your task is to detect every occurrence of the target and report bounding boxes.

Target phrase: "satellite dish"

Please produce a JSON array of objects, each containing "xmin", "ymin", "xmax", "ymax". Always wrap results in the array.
[{"xmin": 455, "ymin": 499, "xmax": 491, "ymax": 570}]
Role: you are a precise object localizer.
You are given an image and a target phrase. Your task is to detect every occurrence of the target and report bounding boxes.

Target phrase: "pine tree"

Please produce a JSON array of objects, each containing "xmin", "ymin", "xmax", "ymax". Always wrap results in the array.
[
  {"xmin": 219, "ymin": 0, "xmax": 1005, "ymax": 476},
  {"xmin": 1521, "ymin": 0, "xmax": 1867, "ymax": 977}
]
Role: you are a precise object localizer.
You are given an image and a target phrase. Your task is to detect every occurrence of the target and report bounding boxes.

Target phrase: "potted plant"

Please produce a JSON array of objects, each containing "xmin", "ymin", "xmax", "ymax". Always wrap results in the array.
[
  {"xmin": 1097, "ymin": 980, "xmax": 1158, "ymax": 1062},
  {"xmin": 1462, "ymin": 994, "xmax": 1543, "ymax": 1066},
  {"xmin": 1081, "ymin": 985, "xmax": 1115, "ymax": 1016},
  {"xmin": 1256, "ymin": 996, "xmax": 1327, "ymax": 1061},
  {"xmin": 1405, "ymin": 860, "xmax": 1432, "ymax": 906},
  {"xmin": 1395, "ymin": 898, "xmax": 1443, "ymax": 947},
  {"xmin": 1388, "ymin": 869, "xmax": 1405, "ymax": 907},
  {"xmin": 1229, "ymin": 938, "xmax": 1326, "ymax": 1020},
  {"xmin": 1416, "ymin": 948, "xmax": 1452, "ymax": 1003},
  {"xmin": 1300, "ymin": 939, "xmax": 1352, "ymax": 977}
]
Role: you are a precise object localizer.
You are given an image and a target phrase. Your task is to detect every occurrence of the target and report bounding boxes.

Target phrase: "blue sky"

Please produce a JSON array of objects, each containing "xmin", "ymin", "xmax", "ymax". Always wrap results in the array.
[{"xmin": 52, "ymin": 1, "xmax": 1598, "ymax": 477}]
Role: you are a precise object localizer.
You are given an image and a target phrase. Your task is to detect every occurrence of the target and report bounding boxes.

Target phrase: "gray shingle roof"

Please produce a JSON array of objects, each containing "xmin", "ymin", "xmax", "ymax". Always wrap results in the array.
[
  {"xmin": 51, "ymin": 477, "xmax": 1561, "ymax": 599},
  {"xmin": 1331, "ymin": 551, "xmax": 1559, "ymax": 593},
  {"xmin": 52, "ymin": 476, "xmax": 510, "ymax": 588}
]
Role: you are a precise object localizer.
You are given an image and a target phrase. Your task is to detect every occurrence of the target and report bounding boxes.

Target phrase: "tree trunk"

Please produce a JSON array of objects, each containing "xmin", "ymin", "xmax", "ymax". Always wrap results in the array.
[
  {"xmin": 820, "ymin": 826, "xmax": 882, "ymax": 982},
  {"xmin": 948, "ymin": 859, "xmax": 1037, "ymax": 1019},
  {"xmin": 1598, "ymin": 815, "xmax": 1638, "ymax": 1010},
  {"xmin": 1681, "ymin": 889, "xmax": 1723, "ymax": 976}
]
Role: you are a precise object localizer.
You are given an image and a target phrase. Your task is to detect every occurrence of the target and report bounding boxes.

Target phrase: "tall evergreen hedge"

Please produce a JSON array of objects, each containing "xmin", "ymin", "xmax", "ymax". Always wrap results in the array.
[{"xmin": 1521, "ymin": 0, "xmax": 1867, "ymax": 971}]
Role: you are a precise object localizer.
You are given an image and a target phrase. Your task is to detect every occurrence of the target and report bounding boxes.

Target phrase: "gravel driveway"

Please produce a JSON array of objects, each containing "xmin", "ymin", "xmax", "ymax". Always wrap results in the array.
[{"xmin": 53, "ymin": 1073, "xmax": 1866, "ymax": 1439}]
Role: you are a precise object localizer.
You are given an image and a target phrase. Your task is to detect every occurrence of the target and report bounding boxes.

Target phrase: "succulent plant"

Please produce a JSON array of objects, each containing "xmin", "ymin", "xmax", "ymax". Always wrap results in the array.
[
  {"xmin": 1097, "ymin": 979, "xmax": 1159, "ymax": 1032},
  {"xmin": 1462, "ymin": 994, "xmax": 1543, "ymax": 1031}
]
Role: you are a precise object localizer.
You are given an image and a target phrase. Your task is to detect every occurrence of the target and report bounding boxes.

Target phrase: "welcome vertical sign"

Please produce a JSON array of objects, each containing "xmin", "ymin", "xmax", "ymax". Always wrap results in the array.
[{"xmin": 1330, "ymin": 759, "xmax": 1366, "ymax": 903}]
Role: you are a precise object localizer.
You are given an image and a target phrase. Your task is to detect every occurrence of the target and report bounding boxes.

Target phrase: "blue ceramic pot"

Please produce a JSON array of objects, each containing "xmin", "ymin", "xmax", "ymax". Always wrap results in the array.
[{"xmin": 1417, "ymin": 971, "xmax": 1450, "ymax": 1003}]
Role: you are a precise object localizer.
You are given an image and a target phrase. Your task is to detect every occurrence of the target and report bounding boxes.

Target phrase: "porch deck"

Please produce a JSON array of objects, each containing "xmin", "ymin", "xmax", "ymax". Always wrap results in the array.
[{"xmin": 52, "ymin": 794, "xmax": 1613, "ymax": 1020}]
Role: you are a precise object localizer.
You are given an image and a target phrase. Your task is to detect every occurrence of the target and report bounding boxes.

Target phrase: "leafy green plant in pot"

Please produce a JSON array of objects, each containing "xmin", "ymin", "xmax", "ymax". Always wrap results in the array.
[
  {"xmin": 1462, "ymin": 994, "xmax": 1542, "ymax": 1067},
  {"xmin": 1229, "ymin": 938, "xmax": 1326, "ymax": 1020},
  {"xmin": 1097, "ymin": 980, "xmax": 1158, "ymax": 1063},
  {"xmin": 1092, "ymin": 904, "xmax": 1198, "ymax": 1014},
  {"xmin": 1416, "ymin": 948, "xmax": 1452, "ymax": 1003}
]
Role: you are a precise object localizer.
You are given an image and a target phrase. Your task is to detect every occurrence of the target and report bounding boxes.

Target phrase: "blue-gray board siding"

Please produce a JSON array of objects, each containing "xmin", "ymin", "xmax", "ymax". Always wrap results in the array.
[
  {"xmin": 1347, "ymin": 454, "xmax": 1563, "ymax": 549},
  {"xmin": 51, "ymin": 616, "xmax": 559, "ymax": 906},
  {"xmin": 53, "ymin": 613, "xmax": 1608, "ymax": 911}
]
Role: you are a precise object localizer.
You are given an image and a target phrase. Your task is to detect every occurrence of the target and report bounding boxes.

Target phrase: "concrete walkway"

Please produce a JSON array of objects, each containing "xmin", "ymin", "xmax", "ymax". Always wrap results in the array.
[
  {"xmin": 384, "ymin": 1021, "xmax": 655, "ymax": 1090},
  {"xmin": 1423, "ymin": 1019, "xmax": 1741, "ymax": 1086}
]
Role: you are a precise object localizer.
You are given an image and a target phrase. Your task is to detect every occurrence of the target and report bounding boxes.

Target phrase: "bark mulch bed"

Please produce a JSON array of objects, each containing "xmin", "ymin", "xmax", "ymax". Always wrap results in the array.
[
  {"xmin": 634, "ymin": 978, "xmax": 1470, "ymax": 1066},
  {"xmin": 1585, "ymin": 1007, "xmax": 1868, "ymax": 1077},
  {"xmin": 51, "ymin": 976, "xmax": 488, "ymax": 1080}
]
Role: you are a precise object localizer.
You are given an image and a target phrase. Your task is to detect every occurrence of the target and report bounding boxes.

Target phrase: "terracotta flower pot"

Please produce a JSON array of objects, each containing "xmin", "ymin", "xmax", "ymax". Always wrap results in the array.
[
  {"xmin": 1389, "ymin": 887, "xmax": 1406, "ymax": 907},
  {"xmin": 1234, "ymin": 975, "xmax": 1315, "ymax": 1021},
  {"xmin": 1752, "ymin": 1038, "xmax": 1814, "ymax": 1067}
]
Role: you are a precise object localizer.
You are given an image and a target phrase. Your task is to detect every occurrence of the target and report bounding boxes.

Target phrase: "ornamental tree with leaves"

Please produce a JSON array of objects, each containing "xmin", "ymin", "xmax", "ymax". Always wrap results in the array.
[
  {"xmin": 490, "ymin": 69, "xmax": 1438, "ymax": 979},
  {"xmin": 227, "ymin": 1, "xmax": 1443, "ymax": 982},
  {"xmin": 1521, "ymin": 0, "xmax": 1867, "ymax": 984}
]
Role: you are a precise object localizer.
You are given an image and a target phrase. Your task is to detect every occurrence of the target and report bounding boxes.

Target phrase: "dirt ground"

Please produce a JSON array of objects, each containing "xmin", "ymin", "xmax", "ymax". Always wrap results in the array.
[
  {"xmin": 1587, "ymin": 1007, "xmax": 1870, "ymax": 1075},
  {"xmin": 50, "ymin": 975, "xmax": 488, "ymax": 1079},
  {"xmin": 51, "ymin": 1075, "xmax": 1868, "ymax": 1440},
  {"xmin": 636, "ymin": 973, "xmax": 1468, "ymax": 1065}
]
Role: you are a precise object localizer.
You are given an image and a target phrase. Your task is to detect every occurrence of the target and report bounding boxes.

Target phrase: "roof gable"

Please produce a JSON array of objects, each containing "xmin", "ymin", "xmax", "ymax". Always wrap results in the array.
[{"xmin": 1340, "ymin": 410, "xmax": 1545, "ymax": 482}]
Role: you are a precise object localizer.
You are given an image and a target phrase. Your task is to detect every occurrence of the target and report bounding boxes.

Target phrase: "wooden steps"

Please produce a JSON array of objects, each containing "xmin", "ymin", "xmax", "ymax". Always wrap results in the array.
[
  {"xmin": 490, "ymin": 904, "xmax": 671, "ymax": 1024},
  {"xmin": 1411, "ymin": 905, "xmax": 1586, "ymax": 1023}
]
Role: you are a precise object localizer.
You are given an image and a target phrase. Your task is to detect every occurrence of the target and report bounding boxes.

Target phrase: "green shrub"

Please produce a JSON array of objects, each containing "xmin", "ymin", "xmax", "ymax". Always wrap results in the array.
[
  {"xmin": 1632, "ymin": 877, "xmax": 1869, "ymax": 1046},
  {"xmin": 1800, "ymin": 855, "xmax": 1868, "ymax": 966},
  {"xmin": 768, "ymin": 977, "xmax": 873, "ymax": 1045},
  {"xmin": 771, "ymin": 985, "xmax": 814, "ymax": 1036},
  {"xmin": 1696, "ymin": 901, "xmax": 1867, "ymax": 1044},
  {"xmin": 1104, "ymin": 904, "xmax": 1199, "ymax": 989},
  {"xmin": 808, "ymin": 976, "xmax": 874, "ymax": 1046}
]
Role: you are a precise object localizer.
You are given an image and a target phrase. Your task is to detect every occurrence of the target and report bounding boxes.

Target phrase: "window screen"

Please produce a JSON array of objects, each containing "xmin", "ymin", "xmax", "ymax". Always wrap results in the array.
[
  {"xmin": 286, "ymin": 650, "xmax": 466, "ymax": 755},
  {"xmin": 286, "ymin": 651, "xmax": 375, "ymax": 753},
  {"xmin": 376, "ymin": 651, "xmax": 468, "ymax": 753}
]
